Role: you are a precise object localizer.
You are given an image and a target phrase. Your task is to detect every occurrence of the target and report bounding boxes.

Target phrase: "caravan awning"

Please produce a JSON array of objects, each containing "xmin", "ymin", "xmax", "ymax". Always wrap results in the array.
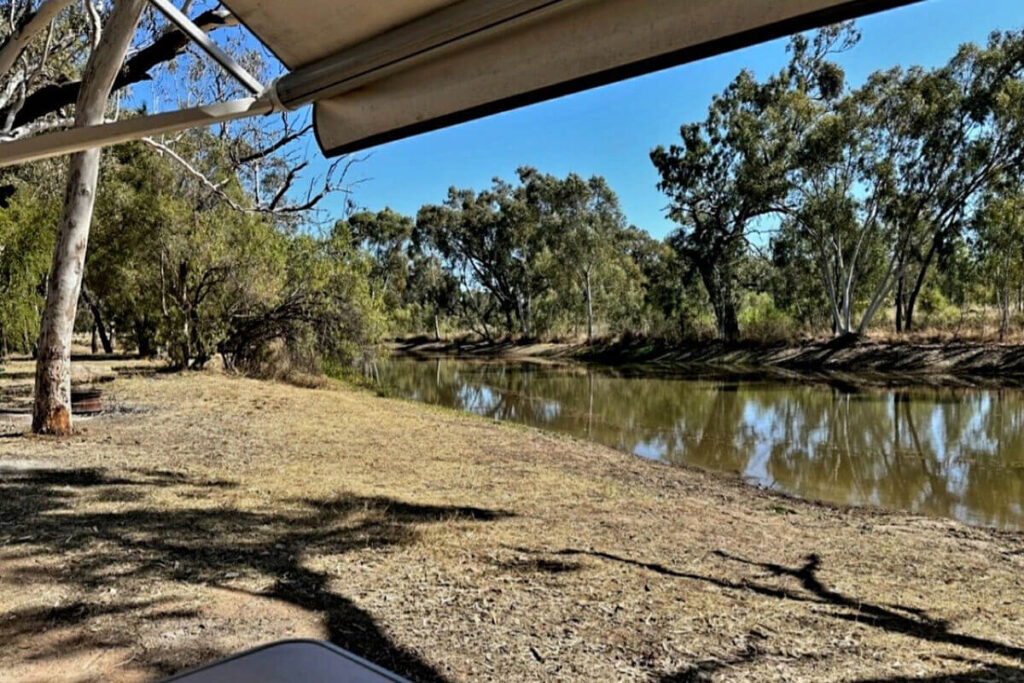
[
  {"xmin": 224, "ymin": 0, "xmax": 918, "ymax": 156},
  {"xmin": 0, "ymin": 0, "xmax": 922, "ymax": 168}
]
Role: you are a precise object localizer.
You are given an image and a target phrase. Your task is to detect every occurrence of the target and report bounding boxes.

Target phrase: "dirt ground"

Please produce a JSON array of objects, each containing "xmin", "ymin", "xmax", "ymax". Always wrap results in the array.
[{"xmin": 0, "ymin": 359, "xmax": 1022, "ymax": 682}]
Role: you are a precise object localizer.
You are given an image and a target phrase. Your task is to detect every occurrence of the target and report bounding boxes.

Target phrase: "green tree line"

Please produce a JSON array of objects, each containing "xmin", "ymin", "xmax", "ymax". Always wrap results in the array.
[
  {"xmin": 374, "ymin": 25, "xmax": 1024, "ymax": 344},
  {"xmin": 1, "ymin": 133, "xmax": 384, "ymax": 374},
  {"xmin": 2, "ymin": 23, "xmax": 1023, "ymax": 376}
]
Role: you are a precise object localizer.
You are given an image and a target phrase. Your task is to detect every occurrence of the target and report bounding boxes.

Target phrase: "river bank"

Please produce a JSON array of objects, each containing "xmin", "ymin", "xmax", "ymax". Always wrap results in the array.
[
  {"xmin": 374, "ymin": 357, "xmax": 1024, "ymax": 530},
  {"xmin": 0, "ymin": 359, "xmax": 1022, "ymax": 681},
  {"xmin": 393, "ymin": 336, "xmax": 1024, "ymax": 385}
]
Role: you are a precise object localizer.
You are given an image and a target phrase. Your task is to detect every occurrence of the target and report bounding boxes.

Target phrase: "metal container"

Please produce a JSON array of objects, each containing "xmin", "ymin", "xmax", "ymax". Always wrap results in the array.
[{"xmin": 71, "ymin": 388, "xmax": 103, "ymax": 415}]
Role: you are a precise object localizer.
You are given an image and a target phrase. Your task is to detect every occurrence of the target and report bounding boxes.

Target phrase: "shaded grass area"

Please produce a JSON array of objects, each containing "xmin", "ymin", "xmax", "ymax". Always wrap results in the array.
[
  {"xmin": 0, "ymin": 465, "xmax": 501, "ymax": 681},
  {"xmin": 0, "ymin": 359, "xmax": 1023, "ymax": 681}
]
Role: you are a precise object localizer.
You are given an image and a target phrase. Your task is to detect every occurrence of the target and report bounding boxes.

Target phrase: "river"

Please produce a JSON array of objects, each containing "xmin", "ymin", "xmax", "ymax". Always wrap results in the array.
[{"xmin": 376, "ymin": 358, "xmax": 1024, "ymax": 530}]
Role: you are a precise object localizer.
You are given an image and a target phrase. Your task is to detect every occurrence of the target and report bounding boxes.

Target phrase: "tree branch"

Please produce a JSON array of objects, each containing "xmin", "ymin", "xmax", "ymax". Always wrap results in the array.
[
  {"xmin": 0, "ymin": 0, "xmax": 75, "ymax": 79},
  {"xmin": 142, "ymin": 135, "xmax": 247, "ymax": 212},
  {"xmin": 4, "ymin": 7, "xmax": 238, "ymax": 130}
]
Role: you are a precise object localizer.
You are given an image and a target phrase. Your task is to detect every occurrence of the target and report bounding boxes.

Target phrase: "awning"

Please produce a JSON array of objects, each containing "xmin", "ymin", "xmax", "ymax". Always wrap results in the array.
[
  {"xmin": 225, "ymin": 0, "xmax": 919, "ymax": 156},
  {"xmin": 0, "ymin": 0, "xmax": 922, "ymax": 168}
]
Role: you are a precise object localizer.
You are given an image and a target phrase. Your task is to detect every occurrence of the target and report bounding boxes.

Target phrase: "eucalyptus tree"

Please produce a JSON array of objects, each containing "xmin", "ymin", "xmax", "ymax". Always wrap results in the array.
[
  {"xmin": 416, "ymin": 185, "xmax": 516, "ymax": 338},
  {"xmin": 894, "ymin": 29, "xmax": 1024, "ymax": 331},
  {"xmin": 822, "ymin": 29, "xmax": 1024, "ymax": 334},
  {"xmin": 1, "ymin": 0, "xmax": 349, "ymax": 433},
  {"xmin": 781, "ymin": 77, "xmax": 895, "ymax": 336},
  {"xmin": 775, "ymin": 26, "xmax": 1024, "ymax": 336},
  {"xmin": 31, "ymin": 0, "xmax": 146, "ymax": 435},
  {"xmin": 651, "ymin": 66, "xmax": 792, "ymax": 341},
  {"xmin": 750, "ymin": 24, "xmax": 915, "ymax": 337},
  {"xmin": 520, "ymin": 168, "xmax": 636, "ymax": 341},
  {"xmin": 403, "ymin": 251, "xmax": 459, "ymax": 341},
  {"xmin": 345, "ymin": 208, "xmax": 415, "ymax": 308},
  {"xmin": 416, "ymin": 170, "xmax": 558, "ymax": 338},
  {"xmin": 973, "ymin": 188, "xmax": 1024, "ymax": 339},
  {"xmin": 0, "ymin": 0, "xmax": 240, "ymax": 140}
]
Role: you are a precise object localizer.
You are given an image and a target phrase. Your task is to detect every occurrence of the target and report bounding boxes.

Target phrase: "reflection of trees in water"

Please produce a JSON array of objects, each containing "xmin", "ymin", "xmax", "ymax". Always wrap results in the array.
[
  {"xmin": 379, "ymin": 360, "xmax": 1024, "ymax": 529},
  {"xmin": 762, "ymin": 391, "xmax": 956, "ymax": 516}
]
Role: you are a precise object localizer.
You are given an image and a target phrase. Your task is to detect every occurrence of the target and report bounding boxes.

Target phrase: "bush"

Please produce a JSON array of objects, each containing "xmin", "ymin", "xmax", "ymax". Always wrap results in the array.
[
  {"xmin": 917, "ymin": 288, "xmax": 962, "ymax": 330},
  {"xmin": 738, "ymin": 292, "xmax": 797, "ymax": 342},
  {"xmin": 218, "ymin": 233, "xmax": 385, "ymax": 376}
]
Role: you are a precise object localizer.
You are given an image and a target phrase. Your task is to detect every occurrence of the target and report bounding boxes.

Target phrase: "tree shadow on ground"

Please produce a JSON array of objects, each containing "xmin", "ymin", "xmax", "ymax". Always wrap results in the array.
[
  {"xmin": 510, "ymin": 547, "xmax": 1024, "ymax": 682},
  {"xmin": 853, "ymin": 664, "xmax": 1024, "ymax": 682},
  {"xmin": 713, "ymin": 551, "xmax": 1024, "ymax": 662},
  {"xmin": 0, "ymin": 465, "xmax": 511, "ymax": 681}
]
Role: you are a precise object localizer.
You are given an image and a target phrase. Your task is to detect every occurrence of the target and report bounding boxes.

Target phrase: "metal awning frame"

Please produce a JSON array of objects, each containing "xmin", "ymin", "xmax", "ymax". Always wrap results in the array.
[
  {"xmin": 147, "ymin": 0, "xmax": 265, "ymax": 95},
  {"xmin": 0, "ymin": 0, "xmax": 573, "ymax": 168}
]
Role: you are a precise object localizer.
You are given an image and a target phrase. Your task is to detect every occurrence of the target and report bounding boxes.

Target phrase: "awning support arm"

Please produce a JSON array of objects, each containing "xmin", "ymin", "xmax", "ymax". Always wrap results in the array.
[
  {"xmin": 0, "ymin": 2, "xmax": 279, "ymax": 167},
  {"xmin": 0, "ymin": 97, "xmax": 273, "ymax": 167},
  {"xmin": 147, "ymin": 0, "xmax": 265, "ymax": 95}
]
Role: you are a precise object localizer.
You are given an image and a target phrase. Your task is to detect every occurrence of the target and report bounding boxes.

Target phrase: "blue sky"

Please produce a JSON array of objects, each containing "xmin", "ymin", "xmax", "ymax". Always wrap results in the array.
[{"xmin": 154, "ymin": 0, "xmax": 1017, "ymax": 238}]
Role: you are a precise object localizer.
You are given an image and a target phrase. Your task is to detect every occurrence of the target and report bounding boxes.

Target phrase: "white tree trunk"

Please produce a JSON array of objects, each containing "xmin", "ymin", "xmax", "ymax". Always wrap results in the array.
[
  {"xmin": 584, "ymin": 269, "xmax": 594, "ymax": 342},
  {"xmin": 32, "ymin": 0, "xmax": 146, "ymax": 435},
  {"xmin": 0, "ymin": 0, "xmax": 75, "ymax": 80}
]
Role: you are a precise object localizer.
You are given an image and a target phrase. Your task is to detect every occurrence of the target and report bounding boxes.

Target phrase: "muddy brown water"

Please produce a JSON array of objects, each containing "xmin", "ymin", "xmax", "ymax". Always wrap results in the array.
[{"xmin": 378, "ymin": 358, "xmax": 1024, "ymax": 531}]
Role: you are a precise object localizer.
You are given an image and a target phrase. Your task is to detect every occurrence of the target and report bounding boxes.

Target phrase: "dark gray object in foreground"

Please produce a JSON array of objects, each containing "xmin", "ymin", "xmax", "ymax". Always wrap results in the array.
[{"xmin": 162, "ymin": 640, "xmax": 410, "ymax": 683}]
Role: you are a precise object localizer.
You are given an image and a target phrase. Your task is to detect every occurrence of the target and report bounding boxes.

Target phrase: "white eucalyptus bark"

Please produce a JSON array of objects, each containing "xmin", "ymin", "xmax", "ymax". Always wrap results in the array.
[
  {"xmin": 32, "ymin": 0, "xmax": 146, "ymax": 435},
  {"xmin": 583, "ymin": 268, "xmax": 594, "ymax": 342},
  {"xmin": 0, "ymin": 0, "xmax": 75, "ymax": 80}
]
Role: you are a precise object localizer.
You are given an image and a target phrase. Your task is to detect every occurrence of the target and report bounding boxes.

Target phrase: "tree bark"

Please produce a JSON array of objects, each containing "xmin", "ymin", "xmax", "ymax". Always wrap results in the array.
[
  {"xmin": 895, "ymin": 272, "xmax": 905, "ymax": 334},
  {"xmin": 3, "ymin": 8, "xmax": 235, "ymax": 131},
  {"xmin": 698, "ymin": 264, "xmax": 740, "ymax": 342},
  {"xmin": 999, "ymin": 280, "xmax": 1010, "ymax": 341},
  {"xmin": 81, "ymin": 285, "xmax": 113, "ymax": 353},
  {"xmin": 134, "ymin": 316, "xmax": 154, "ymax": 357},
  {"xmin": 32, "ymin": 0, "xmax": 146, "ymax": 435},
  {"xmin": 0, "ymin": 0, "xmax": 76, "ymax": 80},
  {"xmin": 903, "ymin": 235, "xmax": 941, "ymax": 333},
  {"xmin": 584, "ymin": 269, "xmax": 594, "ymax": 342}
]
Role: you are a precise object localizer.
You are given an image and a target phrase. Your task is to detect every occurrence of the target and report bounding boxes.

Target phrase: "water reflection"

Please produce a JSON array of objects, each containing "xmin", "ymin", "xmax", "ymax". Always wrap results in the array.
[{"xmin": 377, "ymin": 359, "xmax": 1024, "ymax": 530}]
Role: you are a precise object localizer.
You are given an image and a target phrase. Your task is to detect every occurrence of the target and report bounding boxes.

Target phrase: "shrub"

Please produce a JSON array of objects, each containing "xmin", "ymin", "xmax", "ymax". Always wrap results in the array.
[{"xmin": 738, "ymin": 292, "xmax": 797, "ymax": 343}]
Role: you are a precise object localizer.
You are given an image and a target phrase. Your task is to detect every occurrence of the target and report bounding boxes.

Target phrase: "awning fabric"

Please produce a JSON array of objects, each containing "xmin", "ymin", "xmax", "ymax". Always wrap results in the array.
[{"xmin": 221, "ymin": 0, "xmax": 918, "ymax": 156}]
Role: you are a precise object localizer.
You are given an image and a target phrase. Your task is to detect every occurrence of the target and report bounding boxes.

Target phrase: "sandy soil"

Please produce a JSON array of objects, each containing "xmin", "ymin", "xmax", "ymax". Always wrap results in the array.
[{"xmin": 0, "ymin": 359, "xmax": 1022, "ymax": 682}]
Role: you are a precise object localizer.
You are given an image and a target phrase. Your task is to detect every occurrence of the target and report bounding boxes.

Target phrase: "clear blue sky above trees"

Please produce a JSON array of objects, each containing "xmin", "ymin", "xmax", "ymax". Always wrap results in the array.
[
  {"xmin": 145, "ymin": 0, "xmax": 1015, "ymax": 238},
  {"xmin": 314, "ymin": 0, "xmax": 1017, "ymax": 238}
]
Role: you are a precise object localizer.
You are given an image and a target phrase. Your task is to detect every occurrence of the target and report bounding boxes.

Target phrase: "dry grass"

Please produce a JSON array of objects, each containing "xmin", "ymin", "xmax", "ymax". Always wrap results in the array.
[{"xmin": 0, "ymin": 358, "xmax": 1022, "ymax": 682}]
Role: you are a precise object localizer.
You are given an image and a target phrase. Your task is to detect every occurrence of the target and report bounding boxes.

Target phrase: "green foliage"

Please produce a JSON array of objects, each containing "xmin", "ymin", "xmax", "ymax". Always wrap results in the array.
[
  {"xmin": 0, "ymin": 137, "xmax": 389, "ymax": 374},
  {"xmin": 913, "ymin": 287, "xmax": 962, "ymax": 331},
  {"xmin": 648, "ymin": 29, "xmax": 837, "ymax": 341},
  {"xmin": 0, "ymin": 181, "xmax": 60, "ymax": 354},
  {"xmin": 973, "ymin": 189, "xmax": 1024, "ymax": 337},
  {"xmin": 4, "ymin": 22, "xmax": 1024, "ymax": 362},
  {"xmin": 220, "ymin": 231, "xmax": 385, "ymax": 375},
  {"xmin": 413, "ymin": 168, "xmax": 650, "ymax": 340},
  {"xmin": 738, "ymin": 292, "xmax": 798, "ymax": 342}
]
